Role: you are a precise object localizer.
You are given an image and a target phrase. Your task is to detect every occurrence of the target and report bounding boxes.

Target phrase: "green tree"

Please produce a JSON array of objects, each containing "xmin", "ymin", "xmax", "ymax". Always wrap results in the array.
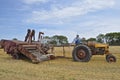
[
  {"xmin": 43, "ymin": 35, "xmax": 68, "ymax": 45},
  {"xmin": 105, "ymin": 32, "xmax": 120, "ymax": 45},
  {"xmin": 44, "ymin": 36, "xmax": 51, "ymax": 39},
  {"xmin": 87, "ymin": 38, "xmax": 96, "ymax": 41},
  {"xmin": 52, "ymin": 35, "xmax": 68, "ymax": 45},
  {"xmin": 12, "ymin": 38, "xmax": 18, "ymax": 40},
  {"xmin": 96, "ymin": 34, "xmax": 105, "ymax": 43}
]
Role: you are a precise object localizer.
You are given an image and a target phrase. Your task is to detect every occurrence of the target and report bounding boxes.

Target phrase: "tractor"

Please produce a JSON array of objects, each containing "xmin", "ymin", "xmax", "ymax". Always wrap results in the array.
[{"xmin": 72, "ymin": 41, "xmax": 116, "ymax": 62}]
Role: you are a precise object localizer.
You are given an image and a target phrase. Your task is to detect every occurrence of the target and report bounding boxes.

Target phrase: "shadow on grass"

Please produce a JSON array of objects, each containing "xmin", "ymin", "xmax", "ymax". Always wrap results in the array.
[{"xmin": 55, "ymin": 56, "xmax": 72, "ymax": 59}]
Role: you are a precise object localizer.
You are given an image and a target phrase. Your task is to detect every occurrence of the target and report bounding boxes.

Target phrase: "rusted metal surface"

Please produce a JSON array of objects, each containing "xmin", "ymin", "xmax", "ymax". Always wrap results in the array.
[
  {"xmin": 24, "ymin": 29, "xmax": 35, "ymax": 44},
  {"xmin": 0, "ymin": 29, "xmax": 55, "ymax": 63},
  {"xmin": 0, "ymin": 39, "xmax": 55, "ymax": 63},
  {"xmin": 17, "ymin": 44, "xmax": 39, "ymax": 63},
  {"xmin": 0, "ymin": 40, "xmax": 18, "ymax": 55},
  {"xmin": 38, "ymin": 32, "xmax": 44, "ymax": 42}
]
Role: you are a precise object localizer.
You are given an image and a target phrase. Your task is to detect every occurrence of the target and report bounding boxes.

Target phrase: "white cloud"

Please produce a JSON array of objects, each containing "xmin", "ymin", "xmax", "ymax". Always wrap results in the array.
[
  {"xmin": 32, "ymin": 17, "xmax": 120, "ymax": 42},
  {"xmin": 22, "ymin": 0, "xmax": 120, "ymax": 42},
  {"xmin": 26, "ymin": 0, "xmax": 115, "ymax": 24},
  {"xmin": 23, "ymin": 0, "xmax": 49, "ymax": 4},
  {"xmin": 70, "ymin": 17, "xmax": 120, "ymax": 38}
]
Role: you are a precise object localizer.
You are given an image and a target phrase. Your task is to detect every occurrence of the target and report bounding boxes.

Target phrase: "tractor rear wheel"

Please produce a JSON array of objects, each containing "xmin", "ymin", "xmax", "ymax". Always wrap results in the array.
[
  {"xmin": 72, "ymin": 45, "xmax": 92, "ymax": 62},
  {"xmin": 106, "ymin": 54, "xmax": 116, "ymax": 62}
]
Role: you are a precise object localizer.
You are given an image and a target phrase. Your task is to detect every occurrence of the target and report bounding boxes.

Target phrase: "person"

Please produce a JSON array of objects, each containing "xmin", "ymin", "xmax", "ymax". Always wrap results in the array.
[{"xmin": 72, "ymin": 35, "xmax": 82, "ymax": 45}]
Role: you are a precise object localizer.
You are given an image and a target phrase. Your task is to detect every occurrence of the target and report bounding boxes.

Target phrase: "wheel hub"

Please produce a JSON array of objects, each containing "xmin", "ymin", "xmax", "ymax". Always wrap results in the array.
[
  {"xmin": 109, "ymin": 57, "xmax": 115, "ymax": 62},
  {"xmin": 77, "ymin": 49, "xmax": 86, "ymax": 59}
]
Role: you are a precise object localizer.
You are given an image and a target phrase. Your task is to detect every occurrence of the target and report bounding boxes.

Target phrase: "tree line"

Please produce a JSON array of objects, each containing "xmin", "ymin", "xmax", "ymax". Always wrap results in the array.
[
  {"xmin": 96, "ymin": 32, "xmax": 120, "ymax": 45},
  {"xmin": 43, "ymin": 32, "xmax": 120, "ymax": 45},
  {"xmin": 85, "ymin": 32, "xmax": 120, "ymax": 45},
  {"xmin": 13, "ymin": 32, "xmax": 120, "ymax": 45},
  {"xmin": 46, "ymin": 32, "xmax": 120, "ymax": 46}
]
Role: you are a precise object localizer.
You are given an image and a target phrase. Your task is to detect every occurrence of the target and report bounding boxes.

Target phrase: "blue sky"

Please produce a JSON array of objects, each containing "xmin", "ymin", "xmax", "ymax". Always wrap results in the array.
[{"xmin": 0, "ymin": 0, "xmax": 120, "ymax": 42}]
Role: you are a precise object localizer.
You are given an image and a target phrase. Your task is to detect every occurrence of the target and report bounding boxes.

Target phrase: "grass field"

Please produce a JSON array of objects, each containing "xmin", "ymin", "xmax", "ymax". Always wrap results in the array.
[{"xmin": 0, "ymin": 46, "xmax": 120, "ymax": 80}]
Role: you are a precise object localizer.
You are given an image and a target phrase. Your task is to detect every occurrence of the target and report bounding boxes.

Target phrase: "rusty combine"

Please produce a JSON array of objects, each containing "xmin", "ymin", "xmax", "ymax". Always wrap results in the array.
[{"xmin": 0, "ymin": 29, "xmax": 55, "ymax": 63}]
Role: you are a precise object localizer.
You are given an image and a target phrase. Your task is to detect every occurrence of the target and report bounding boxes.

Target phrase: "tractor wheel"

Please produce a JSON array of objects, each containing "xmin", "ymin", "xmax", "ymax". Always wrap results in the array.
[
  {"xmin": 72, "ymin": 45, "xmax": 92, "ymax": 62},
  {"xmin": 12, "ymin": 53, "xmax": 20, "ymax": 59},
  {"xmin": 106, "ymin": 54, "xmax": 116, "ymax": 62}
]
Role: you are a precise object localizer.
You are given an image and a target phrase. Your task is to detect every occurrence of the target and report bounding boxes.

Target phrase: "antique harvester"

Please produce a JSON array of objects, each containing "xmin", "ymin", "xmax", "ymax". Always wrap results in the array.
[{"xmin": 0, "ymin": 29, "xmax": 55, "ymax": 63}]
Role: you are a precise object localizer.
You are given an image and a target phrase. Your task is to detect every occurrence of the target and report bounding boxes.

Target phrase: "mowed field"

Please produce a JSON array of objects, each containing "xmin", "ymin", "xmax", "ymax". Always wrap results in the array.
[{"xmin": 0, "ymin": 46, "xmax": 120, "ymax": 80}]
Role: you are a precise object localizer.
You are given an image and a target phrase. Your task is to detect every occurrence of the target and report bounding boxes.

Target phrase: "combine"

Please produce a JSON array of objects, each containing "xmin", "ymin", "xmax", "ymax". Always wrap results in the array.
[{"xmin": 0, "ymin": 29, "xmax": 55, "ymax": 63}]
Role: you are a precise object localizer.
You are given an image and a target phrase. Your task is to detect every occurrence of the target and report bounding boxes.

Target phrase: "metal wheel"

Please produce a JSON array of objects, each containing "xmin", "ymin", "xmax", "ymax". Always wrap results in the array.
[
  {"xmin": 77, "ymin": 49, "xmax": 86, "ymax": 59},
  {"xmin": 106, "ymin": 54, "xmax": 116, "ymax": 62},
  {"xmin": 12, "ymin": 53, "xmax": 20, "ymax": 59},
  {"xmin": 72, "ymin": 45, "xmax": 92, "ymax": 62}
]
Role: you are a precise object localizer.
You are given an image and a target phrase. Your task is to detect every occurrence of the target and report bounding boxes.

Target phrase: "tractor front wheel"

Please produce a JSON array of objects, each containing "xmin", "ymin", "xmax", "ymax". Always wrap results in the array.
[{"xmin": 106, "ymin": 54, "xmax": 116, "ymax": 62}]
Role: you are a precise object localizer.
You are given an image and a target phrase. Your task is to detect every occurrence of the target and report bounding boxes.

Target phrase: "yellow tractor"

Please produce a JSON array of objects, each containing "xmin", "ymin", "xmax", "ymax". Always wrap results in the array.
[{"xmin": 72, "ymin": 41, "xmax": 116, "ymax": 62}]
